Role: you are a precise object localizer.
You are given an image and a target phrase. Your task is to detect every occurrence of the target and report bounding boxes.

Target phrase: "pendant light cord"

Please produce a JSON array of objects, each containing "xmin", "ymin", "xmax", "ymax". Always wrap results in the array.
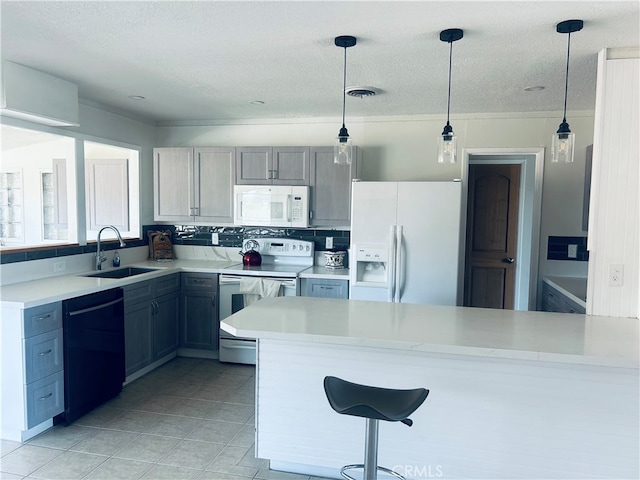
[
  {"xmin": 341, "ymin": 46, "xmax": 347, "ymax": 129},
  {"xmin": 446, "ymin": 40, "xmax": 453, "ymax": 126},
  {"xmin": 562, "ymin": 32, "xmax": 572, "ymax": 123}
]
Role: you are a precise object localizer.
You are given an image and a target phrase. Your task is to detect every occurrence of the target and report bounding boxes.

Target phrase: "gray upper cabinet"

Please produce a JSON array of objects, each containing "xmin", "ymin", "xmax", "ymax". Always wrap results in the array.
[
  {"xmin": 236, "ymin": 147, "xmax": 310, "ymax": 185},
  {"xmin": 309, "ymin": 147, "xmax": 357, "ymax": 226},
  {"xmin": 153, "ymin": 147, "xmax": 235, "ymax": 223}
]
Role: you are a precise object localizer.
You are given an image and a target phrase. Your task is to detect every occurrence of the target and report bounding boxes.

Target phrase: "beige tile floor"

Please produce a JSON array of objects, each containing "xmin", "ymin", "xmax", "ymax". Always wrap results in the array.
[{"xmin": 0, "ymin": 358, "xmax": 331, "ymax": 480}]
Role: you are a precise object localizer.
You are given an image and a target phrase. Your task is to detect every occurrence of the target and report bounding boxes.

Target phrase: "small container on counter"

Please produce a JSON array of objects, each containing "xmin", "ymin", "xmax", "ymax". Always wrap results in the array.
[
  {"xmin": 112, "ymin": 251, "xmax": 120, "ymax": 267},
  {"xmin": 324, "ymin": 250, "xmax": 347, "ymax": 269}
]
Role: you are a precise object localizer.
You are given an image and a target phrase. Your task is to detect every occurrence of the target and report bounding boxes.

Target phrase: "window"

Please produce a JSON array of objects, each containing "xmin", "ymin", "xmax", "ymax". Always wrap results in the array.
[
  {"xmin": 84, "ymin": 141, "xmax": 140, "ymax": 242},
  {"xmin": 0, "ymin": 124, "xmax": 140, "ymax": 250},
  {"xmin": 0, "ymin": 125, "xmax": 76, "ymax": 248}
]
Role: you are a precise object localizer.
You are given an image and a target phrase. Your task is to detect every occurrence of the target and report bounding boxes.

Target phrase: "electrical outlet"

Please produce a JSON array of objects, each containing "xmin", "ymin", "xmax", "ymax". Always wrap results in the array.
[
  {"xmin": 609, "ymin": 264, "xmax": 624, "ymax": 286},
  {"xmin": 325, "ymin": 237, "xmax": 333, "ymax": 249},
  {"xmin": 211, "ymin": 232, "xmax": 219, "ymax": 245},
  {"xmin": 568, "ymin": 244, "xmax": 578, "ymax": 258},
  {"xmin": 53, "ymin": 261, "xmax": 66, "ymax": 273}
]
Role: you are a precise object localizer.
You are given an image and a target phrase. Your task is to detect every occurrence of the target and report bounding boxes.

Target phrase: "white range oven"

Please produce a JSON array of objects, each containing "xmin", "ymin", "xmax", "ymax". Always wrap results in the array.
[{"xmin": 218, "ymin": 238, "xmax": 314, "ymax": 364}]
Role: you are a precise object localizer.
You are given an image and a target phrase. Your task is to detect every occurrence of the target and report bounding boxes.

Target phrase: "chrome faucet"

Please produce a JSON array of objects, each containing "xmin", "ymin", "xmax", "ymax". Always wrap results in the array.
[{"xmin": 96, "ymin": 225, "xmax": 126, "ymax": 270}]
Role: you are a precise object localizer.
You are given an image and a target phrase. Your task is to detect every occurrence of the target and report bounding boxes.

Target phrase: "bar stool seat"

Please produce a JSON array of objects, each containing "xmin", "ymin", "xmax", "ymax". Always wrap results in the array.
[{"xmin": 324, "ymin": 376, "xmax": 429, "ymax": 480}]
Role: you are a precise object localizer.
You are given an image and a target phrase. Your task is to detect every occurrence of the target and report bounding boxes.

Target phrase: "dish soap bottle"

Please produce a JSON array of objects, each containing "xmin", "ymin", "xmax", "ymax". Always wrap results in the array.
[{"xmin": 113, "ymin": 251, "xmax": 120, "ymax": 267}]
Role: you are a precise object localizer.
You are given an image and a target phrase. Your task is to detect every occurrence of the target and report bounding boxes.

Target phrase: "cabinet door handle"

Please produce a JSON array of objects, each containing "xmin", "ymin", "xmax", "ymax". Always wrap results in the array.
[
  {"xmin": 193, "ymin": 279, "xmax": 206, "ymax": 284},
  {"xmin": 37, "ymin": 349, "xmax": 53, "ymax": 356},
  {"xmin": 38, "ymin": 392, "xmax": 53, "ymax": 401},
  {"xmin": 36, "ymin": 314, "xmax": 51, "ymax": 321},
  {"xmin": 211, "ymin": 292, "xmax": 216, "ymax": 309},
  {"xmin": 502, "ymin": 257, "xmax": 515, "ymax": 264}
]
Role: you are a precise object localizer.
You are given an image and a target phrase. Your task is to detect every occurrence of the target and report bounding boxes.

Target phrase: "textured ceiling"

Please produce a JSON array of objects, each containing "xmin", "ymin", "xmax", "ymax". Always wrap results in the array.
[{"xmin": 1, "ymin": 1, "xmax": 638, "ymax": 125}]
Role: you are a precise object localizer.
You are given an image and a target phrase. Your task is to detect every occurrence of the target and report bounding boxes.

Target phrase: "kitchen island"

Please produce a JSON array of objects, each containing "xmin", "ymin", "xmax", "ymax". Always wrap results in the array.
[{"xmin": 221, "ymin": 296, "xmax": 639, "ymax": 480}]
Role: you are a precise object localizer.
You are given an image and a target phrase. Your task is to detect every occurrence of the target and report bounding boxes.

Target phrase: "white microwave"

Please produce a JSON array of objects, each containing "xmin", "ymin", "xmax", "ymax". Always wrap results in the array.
[{"xmin": 234, "ymin": 185, "xmax": 309, "ymax": 228}]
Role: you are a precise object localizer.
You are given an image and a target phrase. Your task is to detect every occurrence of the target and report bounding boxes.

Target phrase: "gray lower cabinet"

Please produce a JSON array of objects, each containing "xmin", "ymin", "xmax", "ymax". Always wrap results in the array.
[
  {"xmin": 304, "ymin": 278, "xmax": 349, "ymax": 299},
  {"xmin": 123, "ymin": 274, "xmax": 180, "ymax": 376},
  {"xmin": 309, "ymin": 147, "xmax": 357, "ymax": 226},
  {"xmin": 541, "ymin": 282, "xmax": 585, "ymax": 314},
  {"xmin": 0, "ymin": 301, "xmax": 64, "ymax": 440},
  {"xmin": 180, "ymin": 273, "xmax": 219, "ymax": 350}
]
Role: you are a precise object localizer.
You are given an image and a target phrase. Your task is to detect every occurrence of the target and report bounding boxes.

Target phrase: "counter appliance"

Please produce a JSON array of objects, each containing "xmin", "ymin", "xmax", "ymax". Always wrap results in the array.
[
  {"xmin": 219, "ymin": 237, "xmax": 314, "ymax": 364},
  {"xmin": 59, "ymin": 288, "xmax": 124, "ymax": 424},
  {"xmin": 350, "ymin": 181, "xmax": 462, "ymax": 305}
]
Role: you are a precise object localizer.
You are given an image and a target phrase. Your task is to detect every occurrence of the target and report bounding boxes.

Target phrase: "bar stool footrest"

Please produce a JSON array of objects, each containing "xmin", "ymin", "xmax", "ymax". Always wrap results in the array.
[{"xmin": 341, "ymin": 463, "xmax": 406, "ymax": 480}]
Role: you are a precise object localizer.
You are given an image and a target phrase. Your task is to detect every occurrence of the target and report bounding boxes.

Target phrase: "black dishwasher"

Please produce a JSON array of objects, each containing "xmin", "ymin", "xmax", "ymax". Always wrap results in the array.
[{"xmin": 59, "ymin": 287, "xmax": 125, "ymax": 425}]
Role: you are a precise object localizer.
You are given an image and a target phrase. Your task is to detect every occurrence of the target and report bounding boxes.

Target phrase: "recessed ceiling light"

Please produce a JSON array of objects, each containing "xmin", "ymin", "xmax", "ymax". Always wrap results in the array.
[
  {"xmin": 250, "ymin": 100, "xmax": 265, "ymax": 105},
  {"xmin": 524, "ymin": 86, "xmax": 545, "ymax": 92},
  {"xmin": 128, "ymin": 95, "xmax": 146, "ymax": 100}
]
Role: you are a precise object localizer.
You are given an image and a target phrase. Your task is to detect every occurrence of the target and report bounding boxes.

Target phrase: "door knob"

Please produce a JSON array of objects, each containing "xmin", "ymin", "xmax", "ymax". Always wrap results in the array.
[{"xmin": 502, "ymin": 257, "xmax": 515, "ymax": 264}]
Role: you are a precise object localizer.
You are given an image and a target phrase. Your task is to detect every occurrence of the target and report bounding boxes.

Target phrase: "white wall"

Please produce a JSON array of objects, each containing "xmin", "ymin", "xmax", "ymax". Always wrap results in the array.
[
  {"xmin": 588, "ymin": 49, "xmax": 640, "ymax": 318},
  {"xmin": 156, "ymin": 111, "xmax": 594, "ymax": 281}
]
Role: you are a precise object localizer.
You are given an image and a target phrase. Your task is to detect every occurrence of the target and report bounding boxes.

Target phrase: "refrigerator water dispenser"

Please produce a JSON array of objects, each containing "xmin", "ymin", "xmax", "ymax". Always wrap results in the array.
[{"xmin": 353, "ymin": 246, "xmax": 389, "ymax": 286}]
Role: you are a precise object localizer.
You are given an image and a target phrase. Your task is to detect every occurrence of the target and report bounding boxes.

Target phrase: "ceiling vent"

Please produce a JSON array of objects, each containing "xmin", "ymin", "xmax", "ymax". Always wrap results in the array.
[{"xmin": 345, "ymin": 86, "xmax": 380, "ymax": 98}]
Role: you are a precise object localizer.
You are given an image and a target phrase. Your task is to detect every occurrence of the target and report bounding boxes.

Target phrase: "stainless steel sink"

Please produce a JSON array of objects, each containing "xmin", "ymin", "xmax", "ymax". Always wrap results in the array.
[{"xmin": 82, "ymin": 267, "xmax": 160, "ymax": 279}]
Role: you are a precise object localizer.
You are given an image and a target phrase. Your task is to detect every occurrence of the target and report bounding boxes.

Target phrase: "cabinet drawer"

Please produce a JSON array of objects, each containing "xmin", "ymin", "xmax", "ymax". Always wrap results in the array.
[
  {"xmin": 124, "ymin": 280, "xmax": 154, "ymax": 307},
  {"xmin": 156, "ymin": 273, "xmax": 180, "ymax": 297},
  {"xmin": 24, "ymin": 329, "xmax": 63, "ymax": 383},
  {"xmin": 26, "ymin": 371, "xmax": 64, "ymax": 428},
  {"xmin": 305, "ymin": 279, "xmax": 348, "ymax": 299},
  {"xmin": 24, "ymin": 302, "xmax": 62, "ymax": 337},
  {"xmin": 181, "ymin": 273, "xmax": 218, "ymax": 291}
]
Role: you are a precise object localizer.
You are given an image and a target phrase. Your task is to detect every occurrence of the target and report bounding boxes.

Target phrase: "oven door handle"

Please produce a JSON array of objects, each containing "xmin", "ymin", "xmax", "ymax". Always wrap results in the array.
[
  {"xmin": 220, "ymin": 275, "xmax": 297, "ymax": 288},
  {"xmin": 220, "ymin": 275, "xmax": 243, "ymax": 284}
]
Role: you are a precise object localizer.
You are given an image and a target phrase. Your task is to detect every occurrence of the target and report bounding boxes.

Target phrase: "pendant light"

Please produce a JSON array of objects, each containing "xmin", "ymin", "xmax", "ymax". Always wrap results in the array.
[
  {"xmin": 437, "ymin": 28, "xmax": 464, "ymax": 164},
  {"xmin": 334, "ymin": 35, "xmax": 356, "ymax": 165},
  {"xmin": 552, "ymin": 19, "xmax": 583, "ymax": 163}
]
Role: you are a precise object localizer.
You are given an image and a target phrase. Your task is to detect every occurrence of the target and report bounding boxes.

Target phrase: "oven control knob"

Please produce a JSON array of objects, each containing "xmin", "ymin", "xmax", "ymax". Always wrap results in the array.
[
  {"xmin": 292, "ymin": 245, "xmax": 297, "ymax": 250},
  {"xmin": 306, "ymin": 245, "xmax": 310, "ymax": 251}
]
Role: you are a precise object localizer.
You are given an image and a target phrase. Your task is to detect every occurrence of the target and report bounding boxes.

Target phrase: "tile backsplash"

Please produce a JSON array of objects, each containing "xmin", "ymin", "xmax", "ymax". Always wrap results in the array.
[
  {"xmin": 547, "ymin": 236, "xmax": 589, "ymax": 261},
  {"xmin": 0, "ymin": 225, "xmax": 350, "ymax": 265},
  {"xmin": 172, "ymin": 225, "xmax": 350, "ymax": 252}
]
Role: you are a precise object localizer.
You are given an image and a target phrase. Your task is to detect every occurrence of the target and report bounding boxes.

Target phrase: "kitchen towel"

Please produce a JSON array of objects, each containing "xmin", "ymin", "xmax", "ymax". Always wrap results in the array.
[{"xmin": 240, "ymin": 278, "xmax": 282, "ymax": 307}]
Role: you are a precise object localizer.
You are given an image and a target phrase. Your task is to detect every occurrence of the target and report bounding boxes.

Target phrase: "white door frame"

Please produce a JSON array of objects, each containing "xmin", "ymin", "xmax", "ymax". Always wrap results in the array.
[{"xmin": 461, "ymin": 147, "xmax": 545, "ymax": 310}]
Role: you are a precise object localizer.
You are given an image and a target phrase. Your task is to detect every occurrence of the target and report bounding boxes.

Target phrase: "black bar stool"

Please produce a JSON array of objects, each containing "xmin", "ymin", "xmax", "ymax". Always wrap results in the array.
[{"xmin": 323, "ymin": 376, "xmax": 429, "ymax": 480}]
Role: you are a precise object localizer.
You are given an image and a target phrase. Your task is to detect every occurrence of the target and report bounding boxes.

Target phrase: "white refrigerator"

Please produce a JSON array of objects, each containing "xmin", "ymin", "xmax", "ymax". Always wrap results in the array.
[{"xmin": 349, "ymin": 181, "xmax": 462, "ymax": 305}]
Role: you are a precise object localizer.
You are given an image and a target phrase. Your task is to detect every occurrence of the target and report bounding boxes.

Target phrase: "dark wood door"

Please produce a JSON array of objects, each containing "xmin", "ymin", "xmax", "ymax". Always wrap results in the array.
[{"xmin": 464, "ymin": 164, "xmax": 521, "ymax": 309}]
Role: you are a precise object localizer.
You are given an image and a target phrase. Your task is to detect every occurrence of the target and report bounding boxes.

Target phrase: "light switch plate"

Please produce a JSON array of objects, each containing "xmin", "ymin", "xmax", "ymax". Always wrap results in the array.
[
  {"xmin": 568, "ymin": 244, "xmax": 578, "ymax": 258},
  {"xmin": 212, "ymin": 232, "xmax": 219, "ymax": 245}
]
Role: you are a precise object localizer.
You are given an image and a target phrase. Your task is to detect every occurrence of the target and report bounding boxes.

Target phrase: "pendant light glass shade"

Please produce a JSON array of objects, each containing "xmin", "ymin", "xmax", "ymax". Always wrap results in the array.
[
  {"xmin": 334, "ymin": 35, "xmax": 356, "ymax": 165},
  {"xmin": 551, "ymin": 122, "xmax": 575, "ymax": 163},
  {"xmin": 335, "ymin": 126, "xmax": 353, "ymax": 165},
  {"xmin": 437, "ymin": 124, "xmax": 457, "ymax": 164},
  {"xmin": 552, "ymin": 19, "xmax": 583, "ymax": 163},
  {"xmin": 437, "ymin": 29, "xmax": 463, "ymax": 164}
]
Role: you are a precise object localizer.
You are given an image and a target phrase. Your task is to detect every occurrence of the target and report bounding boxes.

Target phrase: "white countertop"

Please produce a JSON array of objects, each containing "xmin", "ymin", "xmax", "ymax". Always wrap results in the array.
[
  {"xmin": 544, "ymin": 276, "xmax": 587, "ymax": 306},
  {"xmin": 0, "ymin": 259, "xmax": 240, "ymax": 308},
  {"xmin": 299, "ymin": 266, "xmax": 350, "ymax": 279},
  {"xmin": 221, "ymin": 296, "xmax": 639, "ymax": 368}
]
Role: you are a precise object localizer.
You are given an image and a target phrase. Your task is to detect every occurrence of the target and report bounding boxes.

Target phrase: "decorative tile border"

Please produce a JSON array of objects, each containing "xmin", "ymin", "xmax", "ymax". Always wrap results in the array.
[
  {"xmin": 0, "ymin": 225, "xmax": 350, "ymax": 264},
  {"xmin": 172, "ymin": 225, "xmax": 350, "ymax": 252}
]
